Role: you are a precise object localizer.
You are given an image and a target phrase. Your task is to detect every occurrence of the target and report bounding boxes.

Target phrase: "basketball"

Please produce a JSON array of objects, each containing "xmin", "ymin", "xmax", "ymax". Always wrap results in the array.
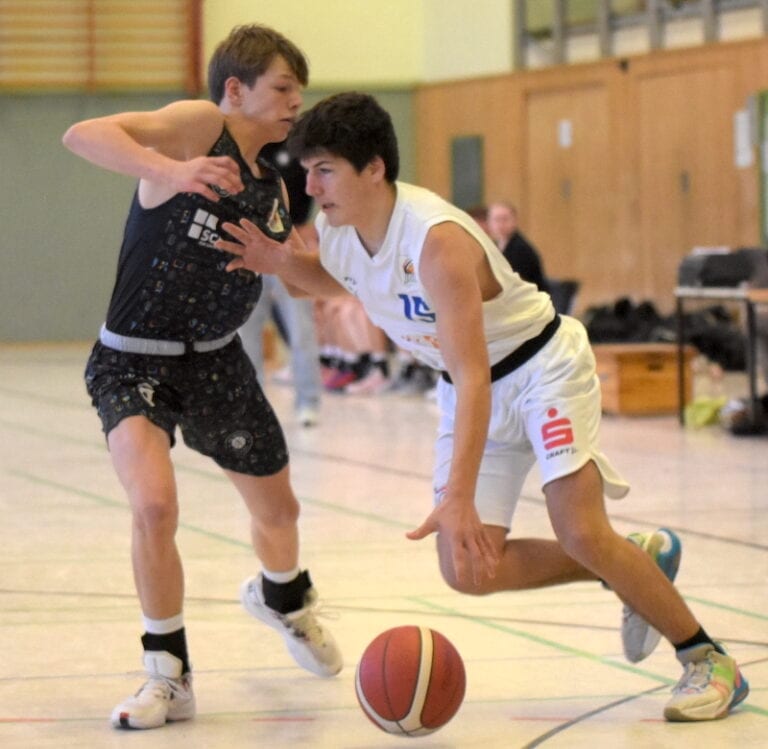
[{"xmin": 355, "ymin": 625, "xmax": 466, "ymax": 737}]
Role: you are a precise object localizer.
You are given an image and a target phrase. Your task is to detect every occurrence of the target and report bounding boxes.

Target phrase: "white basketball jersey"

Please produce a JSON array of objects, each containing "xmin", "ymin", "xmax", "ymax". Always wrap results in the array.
[{"xmin": 316, "ymin": 182, "xmax": 554, "ymax": 371}]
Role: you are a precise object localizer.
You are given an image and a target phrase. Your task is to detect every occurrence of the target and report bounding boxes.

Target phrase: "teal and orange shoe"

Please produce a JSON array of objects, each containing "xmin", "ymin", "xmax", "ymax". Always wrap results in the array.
[
  {"xmin": 622, "ymin": 528, "xmax": 682, "ymax": 662},
  {"xmin": 664, "ymin": 643, "xmax": 749, "ymax": 721}
]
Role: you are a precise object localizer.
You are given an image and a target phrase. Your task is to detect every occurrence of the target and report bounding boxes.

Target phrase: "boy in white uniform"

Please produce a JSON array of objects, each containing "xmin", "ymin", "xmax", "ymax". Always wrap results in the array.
[{"xmin": 216, "ymin": 92, "xmax": 748, "ymax": 722}]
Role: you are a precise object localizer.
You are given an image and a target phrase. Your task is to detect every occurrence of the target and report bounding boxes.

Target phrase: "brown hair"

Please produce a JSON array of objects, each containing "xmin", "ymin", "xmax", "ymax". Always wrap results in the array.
[{"xmin": 207, "ymin": 25, "xmax": 309, "ymax": 103}]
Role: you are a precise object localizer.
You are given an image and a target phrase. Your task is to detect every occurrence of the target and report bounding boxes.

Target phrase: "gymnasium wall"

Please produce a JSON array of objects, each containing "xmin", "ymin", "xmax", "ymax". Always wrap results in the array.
[
  {"xmin": 1, "ymin": 0, "xmax": 434, "ymax": 342},
  {"xmin": 0, "ymin": 89, "xmax": 412, "ymax": 343},
  {"xmin": 2, "ymin": 3, "xmax": 766, "ymax": 341},
  {"xmin": 415, "ymin": 36, "xmax": 768, "ymax": 314},
  {"xmin": 4, "ymin": 1, "xmax": 515, "ymax": 342}
]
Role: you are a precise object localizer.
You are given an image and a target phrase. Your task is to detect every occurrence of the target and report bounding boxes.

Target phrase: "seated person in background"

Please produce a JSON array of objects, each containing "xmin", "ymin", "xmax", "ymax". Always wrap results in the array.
[{"xmin": 487, "ymin": 201, "xmax": 550, "ymax": 293}]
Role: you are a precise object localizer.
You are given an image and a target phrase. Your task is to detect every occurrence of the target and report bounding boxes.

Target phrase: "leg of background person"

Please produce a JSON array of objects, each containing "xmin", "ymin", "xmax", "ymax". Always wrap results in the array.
[
  {"xmin": 239, "ymin": 276, "xmax": 276, "ymax": 383},
  {"xmin": 272, "ymin": 278, "xmax": 322, "ymax": 424},
  {"xmin": 323, "ymin": 297, "xmax": 367, "ymax": 391},
  {"xmin": 341, "ymin": 300, "xmax": 391, "ymax": 395}
]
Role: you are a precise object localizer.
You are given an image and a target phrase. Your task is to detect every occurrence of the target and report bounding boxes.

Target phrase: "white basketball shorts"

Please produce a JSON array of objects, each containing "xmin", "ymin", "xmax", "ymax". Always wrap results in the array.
[{"xmin": 433, "ymin": 315, "xmax": 629, "ymax": 528}]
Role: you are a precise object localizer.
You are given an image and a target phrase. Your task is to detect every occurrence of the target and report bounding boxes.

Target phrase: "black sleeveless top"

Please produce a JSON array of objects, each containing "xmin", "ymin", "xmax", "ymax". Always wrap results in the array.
[{"xmin": 104, "ymin": 127, "xmax": 291, "ymax": 341}]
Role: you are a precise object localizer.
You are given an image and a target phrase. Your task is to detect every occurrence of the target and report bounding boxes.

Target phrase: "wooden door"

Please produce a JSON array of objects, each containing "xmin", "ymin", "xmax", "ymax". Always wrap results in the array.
[
  {"xmin": 636, "ymin": 66, "xmax": 738, "ymax": 302},
  {"xmin": 524, "ymin": 84, "xmax": 616, "ymax": 310}
]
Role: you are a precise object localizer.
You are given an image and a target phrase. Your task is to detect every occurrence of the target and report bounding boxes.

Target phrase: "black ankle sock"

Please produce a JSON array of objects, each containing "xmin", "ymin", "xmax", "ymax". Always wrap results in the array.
[
  {"xmin": 262, "ymin": 570, "xmax": 312, "ymax": 614},
  {"xmin": 141, "ymin": 628, "xmax": 191, "ymax": 673},
  {"xmin": 373, "ymin": 357, "xmax": 390, "ymax": 377},
  {"xmin": 673, "ymin": 627, "xmax": 723, "ymax": 654},
  {"xmin": 352, "ymin": 354, "xmax": 371, "ymax": 378}
]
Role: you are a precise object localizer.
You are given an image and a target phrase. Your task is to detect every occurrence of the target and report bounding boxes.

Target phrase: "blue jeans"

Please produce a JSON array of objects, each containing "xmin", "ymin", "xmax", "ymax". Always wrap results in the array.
[{"xmin": 239, "ymin": 275, "xmax": 321, "ymax": 410}]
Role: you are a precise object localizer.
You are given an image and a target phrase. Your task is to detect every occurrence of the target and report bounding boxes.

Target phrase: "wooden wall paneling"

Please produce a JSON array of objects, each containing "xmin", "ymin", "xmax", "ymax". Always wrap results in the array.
[
  {"xmin": 731, "ymin": 39, "xmax": 768, "ymax": 248},
  {"xmin": 414, "ymin": 38, "xmax": 768, "ymax": 316},
  {"xmin": 523, "ymin": 80, "xmax": 616, "ymax": 310},
  {"xmin": 414, "ymin": 85, "xmax": 452, "ymax": 196},
  {"xmin": 627, "ymin": 39, "xmax": 765, "ymax": 309},
  {"xmin": 634, "ymin": 65, "xmax": 739, "ymax": 306},
  {"xmin": 414, "ymin": 76, "xmax": 520, "ymax": 206}
]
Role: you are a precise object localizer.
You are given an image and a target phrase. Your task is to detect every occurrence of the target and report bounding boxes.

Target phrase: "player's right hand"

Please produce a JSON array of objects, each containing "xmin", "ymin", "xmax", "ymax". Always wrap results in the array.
[{"xmin": 170, "ymin": 155, "xmax": 244, "ymax": 201}]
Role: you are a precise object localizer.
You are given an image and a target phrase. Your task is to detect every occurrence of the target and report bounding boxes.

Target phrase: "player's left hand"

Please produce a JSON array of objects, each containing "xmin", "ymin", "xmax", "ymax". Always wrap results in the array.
[
  {"xmin": 215, "ymin": 219, "xmax": 288, "ymax": 273},
  {"xmin": 406, "ymin": 496, "xmax": 499, "ymax": 586}
]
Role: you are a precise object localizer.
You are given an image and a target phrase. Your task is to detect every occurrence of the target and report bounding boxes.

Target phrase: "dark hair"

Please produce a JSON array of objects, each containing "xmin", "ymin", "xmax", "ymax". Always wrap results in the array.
[
  {"xmin": 287, "ymin": 92, "xmax": 399, "ymax": 182},
  {"xmin": 207, "ymin": 25, "xmax": 309, "ymax": 104}
]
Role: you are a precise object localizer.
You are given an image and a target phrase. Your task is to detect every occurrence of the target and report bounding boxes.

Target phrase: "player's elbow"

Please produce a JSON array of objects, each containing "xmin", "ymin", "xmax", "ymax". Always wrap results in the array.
[{"xmin": 62, "ymin": 121, "xmax": 87, "ymax": 152}]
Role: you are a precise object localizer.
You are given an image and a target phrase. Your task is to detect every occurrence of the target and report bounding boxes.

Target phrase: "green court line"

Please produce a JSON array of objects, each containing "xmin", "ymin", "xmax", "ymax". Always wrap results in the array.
[
  {"xmin": 685, "ymin": 594, "xmax": 768, "ymax": 622},
  {"xmin": 409, "ymin": 595, "xmax": 673, "ymax": 683},
  {"xmin": 408, "ymin": 596, "xmax": 768, "ymax": 718},
  {"xmin": 8, "ymin": 467, "xmax": 411, "ymax": 543},
  {"xmin": 0, "ymin": 417, "xmax": 101, "ymax": 448},
  {"xmin": 7, "ymin": 470, "xmax": 251, "ymax": 550},
  {"xmin": 4, "ymin": 420, "xmax": 767, "ymax": 627},
  {"xmin": 6, "ymin": 469, "xmax": 768, "ymax": 718},
  {"xmin": 0, "ymin": 386, "xmax": 91, "ymax": 411}
]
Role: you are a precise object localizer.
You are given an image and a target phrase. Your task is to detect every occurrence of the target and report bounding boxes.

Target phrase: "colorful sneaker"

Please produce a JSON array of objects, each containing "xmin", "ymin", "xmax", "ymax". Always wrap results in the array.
[
  {"xmin": 111, "ymin": 651, "xmax": 195, "ymax": 729},
  {"xmin": 240, "ymin": 574, "xmax": 343, "ymax": 677},
  {"xmin": 664, "ymin": 643, "xmax": 749, "ymax": 721},
  {"xmin": 622, "ymin": 528, "xmax": 682, "ymax": 662}
]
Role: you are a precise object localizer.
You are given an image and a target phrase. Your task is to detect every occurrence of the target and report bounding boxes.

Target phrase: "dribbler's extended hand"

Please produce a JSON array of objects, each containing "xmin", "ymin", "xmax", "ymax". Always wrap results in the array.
[
  {"xmin": 215, "ymin": 219, "xmax": 289, "ymax": 274},
  {"xmin": 406, "ymin": 496, "xmax": 499, "ymax": 586}
]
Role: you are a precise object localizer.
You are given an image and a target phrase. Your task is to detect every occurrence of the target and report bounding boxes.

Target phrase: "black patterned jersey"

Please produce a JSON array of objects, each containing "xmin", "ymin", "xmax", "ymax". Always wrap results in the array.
[{"xmin": 104, "ymin": 127, "xmax": 291, "ymax": 341}]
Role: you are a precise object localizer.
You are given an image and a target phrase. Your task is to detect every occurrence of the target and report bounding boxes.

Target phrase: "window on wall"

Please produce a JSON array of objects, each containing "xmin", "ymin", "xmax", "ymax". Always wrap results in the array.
[{"xmin": 0, "ymin": 0, "xmax": 202, "ymax": 93}]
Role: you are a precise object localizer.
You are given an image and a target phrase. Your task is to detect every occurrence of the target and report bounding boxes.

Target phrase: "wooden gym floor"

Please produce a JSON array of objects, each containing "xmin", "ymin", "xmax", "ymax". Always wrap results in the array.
[{"xmin": 0, "ymin": 342, "xmax": 765, "ymax": 748}]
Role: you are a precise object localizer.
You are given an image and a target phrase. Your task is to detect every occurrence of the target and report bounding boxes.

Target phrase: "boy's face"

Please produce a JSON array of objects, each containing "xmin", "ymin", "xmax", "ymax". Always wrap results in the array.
[
  {"xmin": 237, "ymin": 55, "xmax": 303, "ymax": 140},
  {"xmin": 301, "ymin": 151, "xmax": 375, "ymax": 228}
]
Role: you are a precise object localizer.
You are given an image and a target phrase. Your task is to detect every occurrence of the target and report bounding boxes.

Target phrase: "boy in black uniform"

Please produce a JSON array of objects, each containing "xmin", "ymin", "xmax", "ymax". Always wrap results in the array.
[{"xmin": 63, "ymin": 25, "xmax": 342, "ymax": 730}]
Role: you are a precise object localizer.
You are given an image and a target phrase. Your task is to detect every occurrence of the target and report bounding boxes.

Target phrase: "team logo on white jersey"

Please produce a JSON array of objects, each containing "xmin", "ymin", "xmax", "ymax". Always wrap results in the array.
[
  {"xmin": 187, "ymin": 209, "xmax": 221, "ymax": 248},
  {"xmin": 400, "ymin": 256, "xmax": 416, "ymax": 286}
]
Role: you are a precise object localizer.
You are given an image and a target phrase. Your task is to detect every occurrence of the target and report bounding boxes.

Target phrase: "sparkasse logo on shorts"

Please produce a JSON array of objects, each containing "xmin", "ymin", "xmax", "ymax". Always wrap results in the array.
[
  {"xmin": 541, "ymin": 407, "xmax": 575, "ymax": 456},
  {"xmin": 187, "ymin": 209, "xmax": 221, "ymax": 248}
]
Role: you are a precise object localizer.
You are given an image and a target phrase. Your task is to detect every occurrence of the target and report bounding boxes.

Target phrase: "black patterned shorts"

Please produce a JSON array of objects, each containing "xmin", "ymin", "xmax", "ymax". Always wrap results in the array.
[{"xmin": 84, "ymin": 337, "xmax": 288, "ymax": 476}]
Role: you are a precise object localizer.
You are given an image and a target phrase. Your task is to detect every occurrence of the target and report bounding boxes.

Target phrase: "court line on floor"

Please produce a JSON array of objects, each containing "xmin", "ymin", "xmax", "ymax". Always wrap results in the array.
[
  {"xmin": 3, "ymin": 413, "xmax": 766, "ymax": 554},
  {"xmin": 8, "ymin": 468, "xmax": 768, "ymax": 629},
  {"xmin": 409, "ymin": 597, "xmax": 768, "ymax": 724}
]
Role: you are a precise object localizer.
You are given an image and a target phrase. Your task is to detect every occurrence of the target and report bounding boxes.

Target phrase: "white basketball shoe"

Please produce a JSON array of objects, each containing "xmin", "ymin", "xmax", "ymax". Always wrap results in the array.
[
  {"xmin": 240, "ymin": 573, "xmax": 343, "ymax": 677},
  {"xmin": 621, "ymin": 528, "xmax": 682, "ymax": 662},
  {"xmin": 111, "ymin": 650, "xmax": 195, "ymax": 729}
]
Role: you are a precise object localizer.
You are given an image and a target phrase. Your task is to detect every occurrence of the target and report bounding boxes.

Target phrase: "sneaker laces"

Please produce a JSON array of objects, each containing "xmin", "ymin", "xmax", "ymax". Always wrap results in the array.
[
  {"xmin": 135, "ymin": 673, "xmax": 190, "ymax": 701},
  {"xmin": 283, "ymin": 599, "xmax": 338, "ymax": 644},
  {"xmin": 134, "ymin": 676, "xmax": 172, "ymax": 701},
  {"xmin": 673, "ymin": 658, "xmax": 712, "ymax": 694}
]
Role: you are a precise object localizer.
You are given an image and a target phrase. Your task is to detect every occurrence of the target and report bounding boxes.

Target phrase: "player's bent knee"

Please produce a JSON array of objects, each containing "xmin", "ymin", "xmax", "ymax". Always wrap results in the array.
[
  {"xmin": 555, "ymin": 526, "xmax": 607, "ymax": 571},
  {"xmin": 437, "ymin": 554, "xmax": 494, "ymax": 596},
  {"xmin": 251, "ymin": 494, "xmax": 300, "ymax": 529},
  {"xmin": 131, "ymin": 497, "xmax": 179, "ymax": 535},
  {"xmin": 442, "ymin": 573, "xmax": 494, "ymax": 596}
]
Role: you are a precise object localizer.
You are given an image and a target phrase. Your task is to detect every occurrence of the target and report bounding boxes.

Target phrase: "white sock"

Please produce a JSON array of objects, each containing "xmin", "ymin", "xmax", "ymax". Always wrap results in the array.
[
  {"xmin": 142, "ymin": 612, "xmax": 184, "ymax": 635},
  {"xmin": 262, "ymin": 566, "xmax": 300, "ymax": 584}
]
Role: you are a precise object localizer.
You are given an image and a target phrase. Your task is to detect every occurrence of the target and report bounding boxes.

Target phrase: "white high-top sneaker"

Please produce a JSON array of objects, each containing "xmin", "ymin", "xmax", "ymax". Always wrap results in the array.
[
  {"xmin": 240, "ymin": 574, "xmax": 343, "ymax": 677},
  {"xmin": 111, "ymin": 650, "xmax": 195, "ymax": 729}
]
